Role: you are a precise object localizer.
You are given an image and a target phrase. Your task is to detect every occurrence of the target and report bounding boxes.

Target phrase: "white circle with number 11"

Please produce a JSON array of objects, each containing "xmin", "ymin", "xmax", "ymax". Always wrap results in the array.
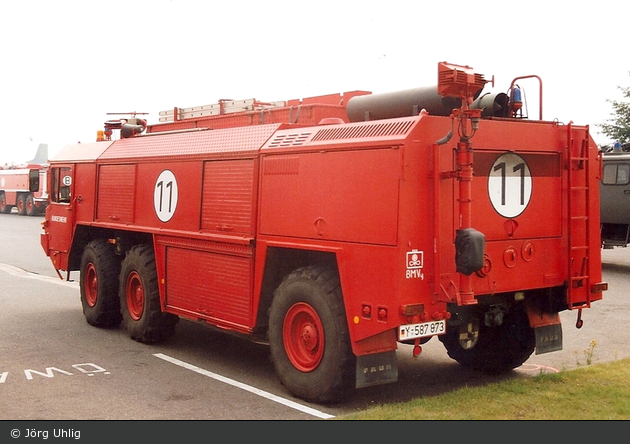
[
  {"xmin": 488, "ymin": 153, "xmax": 532, "ymax": 218},
  {"xmin": 154, "ymin": 170, "xmax": 178, "ymax": 222}
]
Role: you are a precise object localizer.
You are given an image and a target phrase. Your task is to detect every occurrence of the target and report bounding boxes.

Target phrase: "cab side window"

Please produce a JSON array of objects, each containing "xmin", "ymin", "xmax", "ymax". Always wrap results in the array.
[
  {"xmin": 51, "ymin": 167, "xmax": 72, "ymax": 203},
  {"xmin": 602, "ymin": 163, "xmax": 630, "ymax": 185}
]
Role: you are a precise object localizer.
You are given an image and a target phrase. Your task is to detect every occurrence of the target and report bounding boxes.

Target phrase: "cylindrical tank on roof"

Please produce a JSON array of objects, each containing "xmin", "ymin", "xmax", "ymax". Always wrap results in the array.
[
  {"xmin": 470, "ymin": 92, "xmax": 510, "ymax": 118},
  {"xmin": 346, "ymin": 85, "xmax": 461, "ymax": 122}
]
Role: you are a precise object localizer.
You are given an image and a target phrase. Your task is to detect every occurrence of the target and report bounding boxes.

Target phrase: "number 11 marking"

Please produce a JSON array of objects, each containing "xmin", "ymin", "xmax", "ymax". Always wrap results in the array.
[
  {"xmin": 156, "ymin": 180, "xmax": 173, "ymax": 212},
  {"xmin": 154, "ymin": 170, "xmax": 179, "ymax": 222},
  {"xmin": 489, "ymin": 153, "xmax": 532, "ymax": 218}
]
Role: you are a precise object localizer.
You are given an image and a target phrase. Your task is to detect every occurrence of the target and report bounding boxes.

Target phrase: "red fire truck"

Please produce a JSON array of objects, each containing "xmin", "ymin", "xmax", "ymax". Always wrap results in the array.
[
  {"xmin": 0, "ymin": 166, "xmax": 48, "ymax": 216},
  {"xmin": 40, "ymin": 62, "xmax": 606, "ymax": 403}
]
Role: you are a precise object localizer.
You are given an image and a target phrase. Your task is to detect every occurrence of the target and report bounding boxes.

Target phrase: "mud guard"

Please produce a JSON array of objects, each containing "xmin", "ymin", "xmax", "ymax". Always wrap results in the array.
[
  {"xmin": 355, "ymin": 350, "xmax": 398, "ymax": 388},
  {"xmin": 526, "ymin": 303, "xmax": 563, "ymax": 355}
]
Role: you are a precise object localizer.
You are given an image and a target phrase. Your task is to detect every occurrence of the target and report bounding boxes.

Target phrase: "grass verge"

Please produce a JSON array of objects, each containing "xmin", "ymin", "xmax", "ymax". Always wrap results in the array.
[{"xmin": 337, "ymin": 357, "xmax": 630, "ymax": 420}]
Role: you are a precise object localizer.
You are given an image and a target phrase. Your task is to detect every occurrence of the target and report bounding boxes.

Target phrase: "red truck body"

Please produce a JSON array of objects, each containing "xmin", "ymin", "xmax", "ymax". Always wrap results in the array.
[
  {"xmin": 0, "ymin": 167, "xmax": 48, "ymax": 215},
  {"xmin": 40, "ymin": 63, "xmax": 606, "ymax": 403}
]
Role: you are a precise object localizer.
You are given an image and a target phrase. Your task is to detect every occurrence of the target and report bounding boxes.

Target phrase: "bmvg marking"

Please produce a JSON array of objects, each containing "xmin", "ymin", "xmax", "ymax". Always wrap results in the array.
[{"xmin": 405, "ymin": 249, "xmax": 424, "ymax": 279}]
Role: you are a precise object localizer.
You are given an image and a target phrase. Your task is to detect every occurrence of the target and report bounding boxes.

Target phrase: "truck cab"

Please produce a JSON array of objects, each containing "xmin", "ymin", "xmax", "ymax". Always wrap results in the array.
[{"xmin": 600, "ymin": 144, "xmax": 630, "ymax": 248}]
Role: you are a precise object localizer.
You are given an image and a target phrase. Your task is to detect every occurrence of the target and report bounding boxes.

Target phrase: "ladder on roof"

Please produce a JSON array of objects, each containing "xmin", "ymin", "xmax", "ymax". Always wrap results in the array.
[
  {"xmin": 566, "ymin": 123, "xmax": 593, "ymax": 310},
  {"xmin": 158, "ymin": 98, "xmax": 287, "ymax": 122}
]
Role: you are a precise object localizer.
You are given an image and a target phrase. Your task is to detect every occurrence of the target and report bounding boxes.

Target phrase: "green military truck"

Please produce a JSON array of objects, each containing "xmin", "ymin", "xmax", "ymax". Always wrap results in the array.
[{"xmin": 600, "ymin": 142, "xmax": 630, "ymax": 248}]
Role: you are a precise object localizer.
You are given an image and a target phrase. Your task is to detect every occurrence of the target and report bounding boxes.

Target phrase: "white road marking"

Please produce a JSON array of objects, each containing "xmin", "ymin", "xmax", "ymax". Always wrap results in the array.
[
  {"xmin": 154, "ymin": 353, "xmax": 335, "ymax": 419},
  {"xmin": 0, "ymin": 263, "xmax": 78, "ymax": 288}
]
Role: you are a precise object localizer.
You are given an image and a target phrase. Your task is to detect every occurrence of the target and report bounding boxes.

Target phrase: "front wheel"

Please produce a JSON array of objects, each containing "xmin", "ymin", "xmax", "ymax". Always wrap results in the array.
[
  {"xmin": 79, "ymin": 239, "xmax": 122, "ymax": 327},
  {"xmin": 268, "ymin": 265, "xmax": 355, "ymax": 404},
  {"xmin": 119, "ymin": 244, "xmax": 178, "ymax": 343}
]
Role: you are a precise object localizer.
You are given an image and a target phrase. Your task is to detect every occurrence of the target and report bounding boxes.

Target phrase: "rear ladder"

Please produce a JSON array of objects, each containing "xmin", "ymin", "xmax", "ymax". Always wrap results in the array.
[{"xmin": 567, "ymin": 124, "xmax": 593, "ymax": 310}]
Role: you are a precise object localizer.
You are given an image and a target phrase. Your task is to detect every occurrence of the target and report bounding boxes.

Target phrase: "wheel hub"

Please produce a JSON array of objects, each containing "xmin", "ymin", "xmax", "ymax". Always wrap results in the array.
[
  {"xmin": 300, "ymin": 323, "xmax": 318, "ymax": 352},
  {"xmin": 458, "ymin": 321, "xmax": 480, "ymax": 349}
]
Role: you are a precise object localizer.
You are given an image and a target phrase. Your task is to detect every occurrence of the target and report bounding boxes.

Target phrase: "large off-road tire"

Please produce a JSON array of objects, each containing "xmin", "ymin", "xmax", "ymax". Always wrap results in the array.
[
  {"xmin": 80, "ymin": 239, "xmax": 122, "ymax": 327},
  {"xmin": 439, "ymin": 303, "xmax": 535, "ymax": 373},
  {"xmin": 16, "ymin": 194, "xmax": 27, "ymax": 215},
  {"xmin": 0, "ymin": 192, "xmax": 12, "ymax": 214},
  {"xmin": 25, "ymin": 195, "xmax": 37, "ymax": 216},
  {"xmin": 269, "ymin": 265, "xmax": 355, "ymax": 404},
  {"xmin": 119, "ymin": 244, "xmax": 178, "ymax": 343}
]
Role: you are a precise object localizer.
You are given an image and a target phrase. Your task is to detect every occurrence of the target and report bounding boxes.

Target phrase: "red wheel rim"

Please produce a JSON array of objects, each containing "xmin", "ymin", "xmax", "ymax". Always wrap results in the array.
[
  {"xmin": 283, "ymin": 302, "xmax": 324, "ymax": 372},
  {"xmin": 84, "ymin": 263, "xmax": 98, "ymax": 307},
  {"xmin": 126, "ymin": 271, "xmax": 144, "ymax": 320}
]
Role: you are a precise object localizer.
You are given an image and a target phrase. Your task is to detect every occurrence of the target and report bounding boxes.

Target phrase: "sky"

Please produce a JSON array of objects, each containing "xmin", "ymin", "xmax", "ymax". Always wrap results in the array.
[{"xmin": 0, "ymin": 0, "xmax": 627, "ymax": 164}]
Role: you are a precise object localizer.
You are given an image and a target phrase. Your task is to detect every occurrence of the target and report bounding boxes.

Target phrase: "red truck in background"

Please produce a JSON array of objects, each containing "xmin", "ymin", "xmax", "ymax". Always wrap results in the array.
[
  {"xmin": 39, "ymin": 62, "xmax": 606, "ymax": 404},
  {"xmin": 0, "ymin": 166, "xmax": 48, "ymax": 216}
]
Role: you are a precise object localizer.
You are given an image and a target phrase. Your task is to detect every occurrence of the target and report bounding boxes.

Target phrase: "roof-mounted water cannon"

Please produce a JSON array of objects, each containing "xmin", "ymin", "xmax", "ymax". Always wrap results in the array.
[
  {"xmin": 97, "ymin": 112, "xmax": 149, "ymax": 141},
  {"xmin": 437, "ymin": 62, "xmax": 489, "ymax": 104},
  {"xmin": 436, "ymin": 62, "xmax": 491, "ymax": 145},
  {"xmin": 437, "ymin": 62, "xmax": 491, "ymax": 134}
]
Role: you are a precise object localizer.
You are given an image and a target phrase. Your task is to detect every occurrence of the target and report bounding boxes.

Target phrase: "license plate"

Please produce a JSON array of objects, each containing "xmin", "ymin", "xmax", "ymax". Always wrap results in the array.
[{"xmin": 398, "ymin": 320, "xmax": 446, "ymax": 341}]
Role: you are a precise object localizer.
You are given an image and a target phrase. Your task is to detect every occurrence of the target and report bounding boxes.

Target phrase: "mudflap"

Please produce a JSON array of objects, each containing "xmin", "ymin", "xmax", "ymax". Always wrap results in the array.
[
  {"xmin": 526, "ymin": 303, "xmax": 563, "ymax": 355},
  {"xmin": 355, "ymin": 350, "xmax": 398, "ymax": 389},
  {"xmin": 534, "ymin": 324, "xmax": 563, "ymax": 354}
]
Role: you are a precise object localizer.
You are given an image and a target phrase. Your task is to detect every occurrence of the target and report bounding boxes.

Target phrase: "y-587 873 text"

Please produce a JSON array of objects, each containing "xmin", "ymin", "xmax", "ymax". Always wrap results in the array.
[{"xmin": 398, "ymin": 320, "xmax": 445, "ymax": 341}]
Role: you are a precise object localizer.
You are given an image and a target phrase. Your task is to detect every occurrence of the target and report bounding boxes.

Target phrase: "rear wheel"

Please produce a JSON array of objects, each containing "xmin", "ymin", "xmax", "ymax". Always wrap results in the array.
[
  {"xmin": 16, "ymin": 194, "xmax": 27, "ymax": 215},
  {"xmin": 269, "ymin": 265, "xmax": 355, "ymax": 404},
  {"xmin": 439, "ymin": 303, "xmax": 535, "ymax": 373},
  {"xmin": 79, "ymin": 239, "xmax": 122, "ymax": 327},
  {"xmin": 119, "ymin": 244, "xmax": 178, "ymax": 343},
  {"xmin": 25, "ymin": 195, "xmax": 37, "ymax": 216}
]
